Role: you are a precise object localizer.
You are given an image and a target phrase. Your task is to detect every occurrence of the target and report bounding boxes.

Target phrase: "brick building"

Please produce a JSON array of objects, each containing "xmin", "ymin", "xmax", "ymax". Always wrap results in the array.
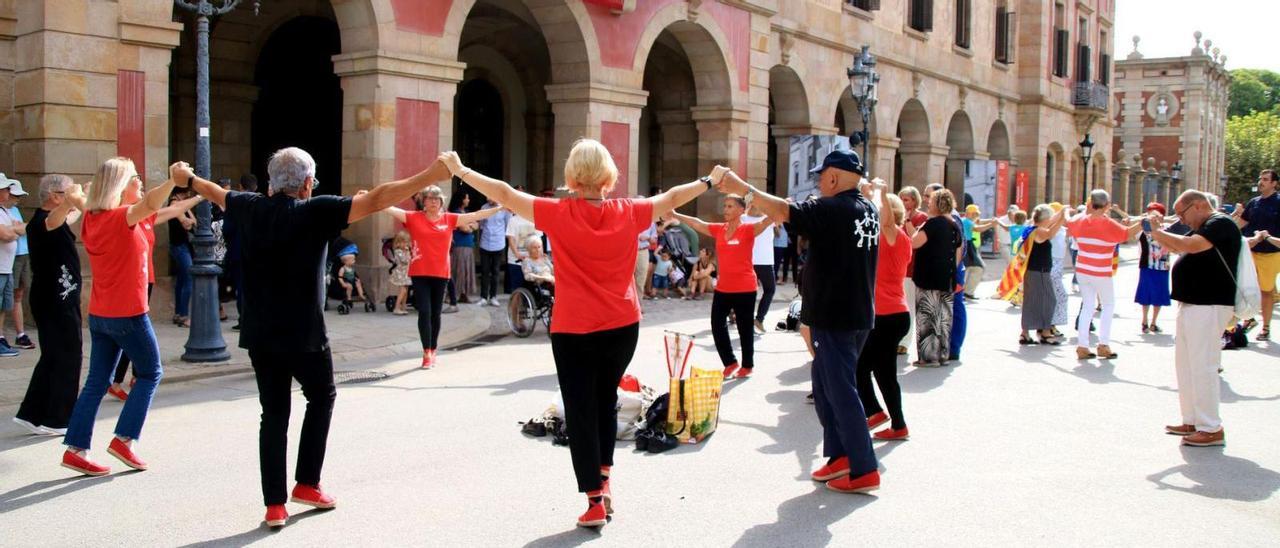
[{"xmin": 0, "ymin": 0, "xmax": 1116, "ymax": 298}]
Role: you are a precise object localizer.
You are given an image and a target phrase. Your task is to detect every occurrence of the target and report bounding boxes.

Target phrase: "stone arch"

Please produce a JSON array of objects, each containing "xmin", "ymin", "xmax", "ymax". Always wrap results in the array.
[
  {"xmin": 458, "ymin": 44, "xmax": 531, "ymax": 184},
  {"xmin": 769, "ymin": 65, "xmax": 810, "ymax": 128},
  {"xmin": 894, "ymin": 98, "xmax": 932, "ymax": 188},
  {"xmin": 944, "ymin": 110, "xmax": 975, "ymax": 193},
  {"xmin": 1046, "ymin": 142, "xmax": 1066, "ymax": 204},
  {"xmin": 987, "ymin": 119, "xmax": 1011, "ymax": 161},
  {"xmin": 443, "ymin": 0, "xmax": 595, "ymax": 84},
  {"xmin": 632, "ymin": 7, "xmax": 738, "ymax": 107}
]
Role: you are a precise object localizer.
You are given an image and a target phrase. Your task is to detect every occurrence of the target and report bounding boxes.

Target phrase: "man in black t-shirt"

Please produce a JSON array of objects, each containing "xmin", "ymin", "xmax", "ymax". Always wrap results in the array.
[
  {"xmin": 14, "ymin": 175, "xmax": 85, "ymax": 436},
  {"xmin": 1149, "ymin": 190, "xmax": 1245, "ymax": 448},
  {"xmin": 718, "ymin": 149, "xmax": 881, "ymax": 495},
  {"xmin": 175, "ymin": 148, "xmax": 448, "ymax": 528}
]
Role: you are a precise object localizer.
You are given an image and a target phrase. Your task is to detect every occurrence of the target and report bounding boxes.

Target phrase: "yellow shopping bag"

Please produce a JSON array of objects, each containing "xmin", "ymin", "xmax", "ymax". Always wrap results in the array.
[{"xmin": 663, "ymin": 332, "xmax": 722, "ymax": 444}]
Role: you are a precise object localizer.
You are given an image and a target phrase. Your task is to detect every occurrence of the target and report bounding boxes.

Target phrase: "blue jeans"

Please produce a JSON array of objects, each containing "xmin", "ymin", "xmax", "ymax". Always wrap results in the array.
[
  {"xmin": 171, "ymin": 244, "xmax": 193, "ymax": 317},
  {"xmin": 810, "ymin": 327, "xmax": 877, "ymax": 477},
  {"xmin": 950, "ymin": 262, "xmax": 967, "ymax": 359},
  {"xmin": 64, "ymin": 314, "xmax": 163, "ymax": 450}
]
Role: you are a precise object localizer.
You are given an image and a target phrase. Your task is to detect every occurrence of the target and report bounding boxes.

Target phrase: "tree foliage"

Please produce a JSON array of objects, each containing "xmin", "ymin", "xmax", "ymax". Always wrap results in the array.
[
  {"xmin": 1224, "ymin": 111, "xmax": 1280, "ymax": 204},
  {"xmin": 1228, "ymin": 69, "xmax": 1280, "ymax": 118}
]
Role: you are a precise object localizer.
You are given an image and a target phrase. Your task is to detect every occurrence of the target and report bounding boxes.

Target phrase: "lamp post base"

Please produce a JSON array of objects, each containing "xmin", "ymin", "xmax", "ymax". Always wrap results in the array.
[{"xmin": 181, "ymin": 346, "xmax": 232, "ymax": 363}]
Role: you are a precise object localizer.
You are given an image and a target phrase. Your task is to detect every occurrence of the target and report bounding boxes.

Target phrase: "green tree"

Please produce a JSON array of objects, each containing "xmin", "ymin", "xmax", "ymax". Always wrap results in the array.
[
  {"xmin": 1229, "ymin": 69, "xmax": 1280, "ymax": 117},
  {"xmin": 1224, "ymin": 111, "xmax": 1280, "ymax": 204}
]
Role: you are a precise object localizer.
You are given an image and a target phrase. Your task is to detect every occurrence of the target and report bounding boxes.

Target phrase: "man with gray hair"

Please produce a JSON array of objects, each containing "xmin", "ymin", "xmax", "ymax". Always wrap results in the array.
[
  {"xmin": 1064, "ymin": 189, "xmax": 1144, "ymax": 360},
  {"xmin": 14, "ymin": 175, "xmax": 86, "ymax": 436},
  {"xmin": 1149, "ymin": 190, "xmax": 1246, "ymax": 446},
  {"xmin": 171, "ymin": 147, "xmax": 449, "ymax": 528}
]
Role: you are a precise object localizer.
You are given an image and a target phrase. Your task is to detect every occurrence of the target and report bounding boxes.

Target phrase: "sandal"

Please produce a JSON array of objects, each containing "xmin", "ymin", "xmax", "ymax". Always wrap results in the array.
[
  {"xmin": 1150, "ymin": 324, "xmax": 1162, "ymax": 333},
  {"xmin": 1096, "ymin": 345, "xmax": 1118, "ymax": 359},
  {"xmin": 1038, "ymin": 333, "xmax": 1062, "ymax": 345},
  {"xmin": 1258, "ymin": 327, "xmax": 1271, "ymax": 341},
  {"xmin": 1019, "ymin": 335, "xmax": 1037, "ymax": 345},
  {"xmin": 1141, "ymin": 323, "xmax": 1149, "ymax": 334}
]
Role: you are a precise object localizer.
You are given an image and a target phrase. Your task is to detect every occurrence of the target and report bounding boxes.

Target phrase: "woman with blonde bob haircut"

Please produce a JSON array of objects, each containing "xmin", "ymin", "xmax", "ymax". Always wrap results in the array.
[
  {"xmin": 437, "ymin": 138, "xmax": 726, "ymax": 529},
  {"xmin": 60, "ymin": 158, "xmax": 189, "ymax": 477}
]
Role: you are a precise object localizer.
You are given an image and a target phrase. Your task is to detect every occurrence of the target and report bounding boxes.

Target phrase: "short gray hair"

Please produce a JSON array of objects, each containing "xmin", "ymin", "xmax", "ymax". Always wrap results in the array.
[
  {"xmin": 267, "ymin": 147, "xmax": 316, "ymax": 195},
  {"xmin": 1088, "ymin": 189, "xmax": 1110, "ymax": 209},
  {"xmin": 1032, "ymin": 204, "xmax": 1054, "ymax": 224},
  {"xmin": 39, "ymin": 174, "xmax": 74, "ymax": 203}
]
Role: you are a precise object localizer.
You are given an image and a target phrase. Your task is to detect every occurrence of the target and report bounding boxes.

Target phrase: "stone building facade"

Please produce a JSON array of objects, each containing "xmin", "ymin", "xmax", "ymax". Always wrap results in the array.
[
  {"xmin": 0, "ymin": 0, "xmax": 1116, "ymax": 297},
  {"xmin": 1110, "ymin": 32, "xmax": 1230, "ymax": 211}
]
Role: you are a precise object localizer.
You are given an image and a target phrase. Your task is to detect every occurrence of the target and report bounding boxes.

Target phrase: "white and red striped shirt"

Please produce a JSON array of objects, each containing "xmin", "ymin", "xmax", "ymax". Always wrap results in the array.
[{"xmin": 1067, "ymin": 215, "xmax": 1127, "ymax": 278}]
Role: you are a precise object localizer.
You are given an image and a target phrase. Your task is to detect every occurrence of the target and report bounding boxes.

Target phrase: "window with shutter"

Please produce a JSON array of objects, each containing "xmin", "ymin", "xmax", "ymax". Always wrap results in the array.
[
  {"xmin": 995, "ymin": 6, "xmax": 1008, "ymax": 62},
  {"xmin": 1054, "ymin": 29, "xmax": 1069, "ymax": 77},
  {"xmin": 923, "ymin": 0, "xmax": 934, "ymax": 31},
  {"xmin": 1006, "ymin": 11, "xmax": 1017, "ymax": 64},
  {"xmin": 1077, "ymin": 44, "xmax": 1091, "ymax": 82},
  {"xmin": 848, "ymin": 0, "xmax": 880, "ymax": 10},
  {"xmin": 1099, "ymin": 53, "xmax": 1111, "ymax": 84},
  {"xmin": 954, "ymin": 0, "xmax": 971, "ymax": 48}
]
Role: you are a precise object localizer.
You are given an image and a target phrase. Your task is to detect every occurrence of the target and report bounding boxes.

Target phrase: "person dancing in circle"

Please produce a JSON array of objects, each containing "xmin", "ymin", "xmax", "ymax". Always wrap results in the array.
[
  {"xmin": 673, "ymin": 196, "xmax": 772, "ymax": 379},
  {"xmin": 437, "ymin": 139, "xmax": 719, "ymax": 528}
]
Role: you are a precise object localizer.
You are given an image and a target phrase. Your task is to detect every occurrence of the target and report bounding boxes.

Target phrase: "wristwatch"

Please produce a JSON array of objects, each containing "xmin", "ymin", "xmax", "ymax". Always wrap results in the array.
[
  {"xmin": 187, "ymin": 175, "xmax": 195, "ymax": 188},
  {"xmin": 699, "ymin": 175, "xmax": 713, "ymax": 189}
]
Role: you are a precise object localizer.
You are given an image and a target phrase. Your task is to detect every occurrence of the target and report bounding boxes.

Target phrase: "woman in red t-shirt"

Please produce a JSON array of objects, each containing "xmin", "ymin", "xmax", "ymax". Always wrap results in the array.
[
  {"xmin": 674, "ymin": 197, "xmax": 772, "ymax": 379},
  {"xmin": 384, "ymin": 185, "xmax": 500, "ymax": 369},
  {"xmin": 856, "ymin": 180, "xmax": 915, "ymax": 441},
  {"xmin": 61, "ymin": 157, "xmax": 186, "ymax": 477},
  {"xmin": 438, "ymin": 139, "xmax": 717, "ymax": 529}
]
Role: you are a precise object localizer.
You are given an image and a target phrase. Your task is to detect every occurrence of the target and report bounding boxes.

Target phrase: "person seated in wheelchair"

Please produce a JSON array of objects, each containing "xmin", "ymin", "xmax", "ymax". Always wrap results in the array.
[{"xmin": 520, "ymin": 236, "xmax": 555, "ymax": 299}]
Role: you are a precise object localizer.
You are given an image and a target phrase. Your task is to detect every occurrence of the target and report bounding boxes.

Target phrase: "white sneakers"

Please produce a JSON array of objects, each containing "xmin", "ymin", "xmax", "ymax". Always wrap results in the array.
[{"xmin": 13, "ymin": 417, "xmax": 64, "ymax": 436}]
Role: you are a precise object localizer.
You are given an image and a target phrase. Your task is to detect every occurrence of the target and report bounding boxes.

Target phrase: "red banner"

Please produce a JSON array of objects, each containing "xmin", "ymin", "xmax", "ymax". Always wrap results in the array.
[
  {"xmin": 1015, "ymin": 170, "xmax": 1030, "ymax": 212},
  {"xmin": 995, "ymin": 161, "xmax": 1010, "ymax": 215}
]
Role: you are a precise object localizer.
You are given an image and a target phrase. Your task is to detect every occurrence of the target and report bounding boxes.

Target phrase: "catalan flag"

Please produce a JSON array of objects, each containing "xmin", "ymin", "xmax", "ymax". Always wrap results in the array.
[{"xmin": 997, "ymin": 226, "xmax": 1035, "ymax": 304}]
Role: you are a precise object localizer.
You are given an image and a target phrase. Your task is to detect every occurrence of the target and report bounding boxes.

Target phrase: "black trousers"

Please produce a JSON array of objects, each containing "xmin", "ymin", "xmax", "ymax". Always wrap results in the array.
[
  {"xmin": 478, "ymin": 249, "xmax": 504, "ymax": 300},
  {"xmin": 249, "ymin": 349, "xmax": 336, "ymax": 506},
  {"xmin": 753, "ymin": 265, "xmax": 776, "ymax": 322},
  {"xmin": 710, "ymin": 291, "xmax": 756, "ymax": 369},
  {"xmin": 412, "ymin": 276, "xmax": 448, "ymax": 350},
  {"xmin": 113, "ymin": 283, "xmax": 153, "ymax": 384},
  {"xmin": 16, "ymin": 290, "xmax": 83, "ymax": 429},
  {"xmin": 856, "ymin": 312, "xmax": 911, "ymax": 430},
  {"xmin": 549, "ymin": 323, "xmax": 639, "ymax": 493}
]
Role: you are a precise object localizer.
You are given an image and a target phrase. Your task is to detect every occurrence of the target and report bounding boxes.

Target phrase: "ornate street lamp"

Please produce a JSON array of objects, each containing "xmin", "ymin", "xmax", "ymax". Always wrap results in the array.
[
  {"xmin": 847, "ymin": 45, "xmax": 879, "ymax": 177},
  {"xmin": 172, "ymin": 0, "xmax": 262, "ymax": 362},
  {"xmin": 1078, "ymin": 134, "xmax": 1095, "ymax": 204}
]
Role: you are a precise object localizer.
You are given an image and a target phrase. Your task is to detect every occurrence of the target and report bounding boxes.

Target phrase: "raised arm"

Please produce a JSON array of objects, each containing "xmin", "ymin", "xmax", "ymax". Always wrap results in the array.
[
  {"xmin": 348, "ymin": 162, "xmax": 449, "ymax": 223},
  {"xmin": 457, "ymin": 205, "xmax": 502, "ymax": 226},
  {"xmin": 155, "ymin": 194, "xmax": 204, "ymax": 224},
  {"xmin": 717, "ymin": 169, "xmax": 789, "ymax": 223},
  {"xmin": 126, "ymin": 164, "xmax": 180, "ymax": 227},
  {"xmin": 649, "ymin": 166, "xmax": 724, "ymax": 221},
  {"xmin": 1147, "ymin": 211, "xmax": 1213, "ymax": 254},
  {"xmin": 673, "ymin": 212, "xmax": 712, "ymax": 236},
  {"xmin": 870, "ymin": 179, "xmax": 897, "ymax": 244},
  {"xmin": 751, "ymin": 216, "xmax": 775, "ymax": 237},
  {"xmin": 382, "ymin": 206, "xmax": 409, "ymax": 224},
  {"xmin": 438, "ymin": 152, "xmax": 535, "ymax": 222},
  {"xmin": 971, "ymin": 219, "xmax": 997, "ymax": 232},
  {"xmin": 46, "ymin": 183, "xmax": 87, "ymax": 230},
  {"xmin": 168, "ymin": 162, "xmax": 230, "ymax": 210}
]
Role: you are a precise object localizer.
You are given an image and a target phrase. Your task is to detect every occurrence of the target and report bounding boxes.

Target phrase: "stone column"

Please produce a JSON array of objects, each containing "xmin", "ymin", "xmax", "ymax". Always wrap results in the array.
[
  {"xmin": 653, "ymin": 109, "xmax": 699, "ymax": 192},
  {"xmin": 868, "ymin": 135, "xmax": 901, "ymax": 187},
  {"xmin": 545, "ymin": 82, "xmax": 649, "ymax": 198},
  {"xmin": 332, "ymin": 51, "xmax": 464, "ymax": 298},
  {"xmin": 1112, "ymin": 162, "xmax": 1130, "ymax": 211},
  {"xmin": 0, "ymin": 5, "xmax": 15, "ymax": 176},
  {"xmin": 898, "ymin": 143, "xmax": 950, "ymax": 189},
  {"xmin": 692, "ymin": 105, "xmax": 752, "ymax": 218}
]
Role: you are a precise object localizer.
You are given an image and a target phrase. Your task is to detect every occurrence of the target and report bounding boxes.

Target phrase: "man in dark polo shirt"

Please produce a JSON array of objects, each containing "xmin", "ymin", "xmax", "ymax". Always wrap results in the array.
[
  {"xmin": 718, "ymin": 149, "xmax": 880, "ymax": 494},
  {"xmin": 1150, "ymin": 190, "xmax": 1244, "ymax": 447},
  {"xmin": 1232, "ymin": 168, "xmax": 1279, "ymax": 340},
  {"xmin": 174, "ymin": 148, "xmax": 447, "ymax": 527}
]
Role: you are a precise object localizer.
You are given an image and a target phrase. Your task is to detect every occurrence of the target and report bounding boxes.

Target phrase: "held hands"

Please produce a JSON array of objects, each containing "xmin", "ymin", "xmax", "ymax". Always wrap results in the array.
[
  {"xmin": 711, "ymin": 165, "xmax": 744, "ymax": 194},
  {"xmin": 1146, "ymin": 210, "xmax": 1164, "ymax": 228},
  {"xmin": 66, "ymin": 183, "xmax": 85, "ymax": 201},
  {"xmin": 1232, "ymin": 203, "xmax": 1244, "ymax": 218},
  {"xmin": 169, "ymin": 161, "xmax": 196, "ymax": 187},
  {"xmin": 438, "ymin": 152, "xmax": 466, "ymax": 176}
]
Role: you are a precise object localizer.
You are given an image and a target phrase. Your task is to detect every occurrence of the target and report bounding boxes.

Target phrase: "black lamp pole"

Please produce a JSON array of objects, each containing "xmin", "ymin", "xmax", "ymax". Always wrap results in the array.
[
  {"xmin": 847, "ymin": 45, "xmax": 879, "ymax": 178},
  {"xmin": 1078, "ymin": 134, "xmax": 1095, "ymax": 204},
  {"xmin": 172, "ymin": 0, "xmax": 261, "ymax": 362}
]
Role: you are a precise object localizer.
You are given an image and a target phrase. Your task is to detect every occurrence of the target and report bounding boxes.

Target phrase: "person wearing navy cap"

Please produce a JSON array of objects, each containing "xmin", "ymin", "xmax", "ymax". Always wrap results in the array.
[{"xmin": 716, "ymin": 148, "xmax": 881, "ymax": 494}]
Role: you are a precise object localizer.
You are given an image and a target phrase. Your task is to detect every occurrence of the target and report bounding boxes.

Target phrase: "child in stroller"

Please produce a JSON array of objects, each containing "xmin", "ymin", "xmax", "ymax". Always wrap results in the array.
[{"xmin": 326, "ymin": 237, "xmax": 377, "ymax": 314}]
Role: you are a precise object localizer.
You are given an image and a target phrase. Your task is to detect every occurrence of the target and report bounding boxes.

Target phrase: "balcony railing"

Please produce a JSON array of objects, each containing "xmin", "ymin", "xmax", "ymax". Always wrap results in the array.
[{"xmin": 1072, "ymin": 81, "xmax": 1109, "ymax": 111}]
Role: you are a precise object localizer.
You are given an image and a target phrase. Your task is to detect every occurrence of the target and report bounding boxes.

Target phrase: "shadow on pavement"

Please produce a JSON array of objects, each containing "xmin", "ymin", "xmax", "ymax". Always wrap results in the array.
[
  {"xmin": 1147, "ymin": 446, "xmax": 1280, "ymax": 503},
  {"xmin": 731, "ymin": 487, "xmax": 875, "ymax": 548},
  {"xmin": 354, "ymin": 373, "xmax": 560, "ymax": 396},
  {"xmin": 176, "ymin": 509, "xmax": 330, "ymax": 548},
  {"xmin": 0, "ymin": 474, "xmax": 114, "ymax": 515},
  {"xmin": 522, "ymin": 526, "xmax": 601, "ymax": 548},
  {"xmin": 1218, "ymin": 378, "xmax": 1280, "ymax": 403},
  {"xmin": 720, "ymin": 389, "xmax": 820, "ymax": 480},
  {"xmin": 898, "ymin": 362, "xmax": 955, "ymax": 393},
  {"xmin": 0, "ymin": 432, "xmax": 59, "ymax": 454}
]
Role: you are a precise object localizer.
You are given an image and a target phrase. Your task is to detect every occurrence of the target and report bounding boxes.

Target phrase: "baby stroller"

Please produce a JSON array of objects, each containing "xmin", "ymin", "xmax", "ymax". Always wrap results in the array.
[
  {"xmin": 325, "ymin": 236, "xmax": 377, "ymax": 315},
  {"xmin": 380, "ymin": 237, "xmax": 416, "ymax": 312},
  {"xmin": 661, "ymin": 226, "xmax": 695, "ymax": 291}
]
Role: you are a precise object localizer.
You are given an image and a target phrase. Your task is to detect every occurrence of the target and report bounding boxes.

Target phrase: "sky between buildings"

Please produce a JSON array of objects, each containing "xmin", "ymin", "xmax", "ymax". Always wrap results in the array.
[{"xmin": 1113, "ymin": 0, "xmax": 1279, "ymax": 72}]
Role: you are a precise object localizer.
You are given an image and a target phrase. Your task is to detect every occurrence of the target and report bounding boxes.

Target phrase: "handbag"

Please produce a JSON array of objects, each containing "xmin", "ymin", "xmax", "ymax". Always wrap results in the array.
[
  {"xmin": 663, "ymin": 331, "xmax": 722, "ymax": 444},
  {"xmin": 1214, "ymin": 237, "xmax": 1261, "ymax": 319}
]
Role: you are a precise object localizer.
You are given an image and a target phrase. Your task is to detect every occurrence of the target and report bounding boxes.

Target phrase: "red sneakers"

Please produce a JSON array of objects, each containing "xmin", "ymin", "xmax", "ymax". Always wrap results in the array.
[
  {"xmin": 61, "ymin": 450, "xmax": 110, "ymax": 476},
  {"xmin": 826, "ymin": 470, "xmax": 880, "ymax": 494},
  {"xmin": 810, "ymin": 456, "xmax": 850, "ymax": 482},
  {"xmin": 735, "ymin": 367, "xmax": 753, "ymax": 379},
  {"xmin": 421, "ymin": 350, "xmax": 435, "ymax": 370},
  {"xmin": 577, "ymin": 494, "xmax": 608, "ymax": 528},
  {"xmin": 264, "ymin": 505, "xmax": 289, "ymax": 528},
  {"xmin": 107, "ymin": 385, "xmax": 128, "ymax": 402},
  {"xmin": 107, "ymin": 438, "xmax": 148, "ymax": 470},
  {"xmin": 290, "ymin": 483, "xmax": 337, "ymax": 509},
  {"xmin": 866, "ymin": 412, "xmax": 888, "ymax": 430},
  {"xmin": 873, "ymin": 427, "xmax": 909, "ymax": 441},
  {"xmin": 722, "ymin": 363, "xmax": 740, "ymax": 379},
  {"xmin": 600, "ymin": 478, "xmax": 614, "ymax": 515}
]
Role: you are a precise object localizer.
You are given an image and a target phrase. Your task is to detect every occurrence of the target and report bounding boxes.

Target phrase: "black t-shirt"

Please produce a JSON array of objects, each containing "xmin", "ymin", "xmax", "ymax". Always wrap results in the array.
[
  {"xmin": 912, "ymin": 216, "xmax": 961, "ymax": 290},
  {"xmin": 168, "ymin": 217, "xmax": 190, "ymax": 246},
  {"xmin": 1026, "ymin": 235, "xmax": 1052, "ymax": 272},
  {"xmin": 27, "ymin": 208, "xmax": 82, "ymax": 305},
  {"xmin": 1171, "ymin": 214, "xmax": 1241, "ymax": 306},
  {"xmin": 224, "ymin": 191, "xmax": 353, "ymax": 352},
  {"xmin": 788, "ymin": 188, "xmax": 879, "ymax": 330},
  {"xmin": 1242, "ymin": 193, "xmax": 1279, "ymax": 253}
]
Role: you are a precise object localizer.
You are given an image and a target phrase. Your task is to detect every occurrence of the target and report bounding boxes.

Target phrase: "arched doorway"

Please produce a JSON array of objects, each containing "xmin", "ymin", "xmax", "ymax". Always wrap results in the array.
[
  {"xmin": 944, "ymin": 111, "xmax": 975, "ymax": 195},
  {"xmin": 895, "ymin": 99, "xmax": 931, "ymax": 190},
  {"xmin": 987, "ymin": 120, "xmax": 1011, "ymax": 162},
  {"xmin": 768, "ymin": 65, "xmax": 809, "ymax": 197},
  {"xmin": 250, "ymin": 16, "xmax": 343, "ymax": 194},
  {"xmin": 1046, "ymin": 143, "xmax": 1066, "ymax": 204},
  {"xmin": 640, "ymin": 30, "xmax": 698, "ymax": 197},
  {"xmin": 454, "ymin": 78, "xmax": 504, "ymax": 206}
]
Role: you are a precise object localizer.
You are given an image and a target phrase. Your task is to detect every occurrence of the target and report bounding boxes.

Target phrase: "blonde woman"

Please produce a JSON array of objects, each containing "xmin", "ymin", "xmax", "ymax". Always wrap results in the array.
[
  {"xmin": 60, "ymin": 158, "xmax": 183, "ymax": 476},
  {"xmin": 438, "ymin": 139, "xmax": 719, "ymax": 529},
  {"xmin": 911, "ymin": 189, "xmax": 963, "ymax": 366},
  {"xmin": 384, "ymin": 186, "xmax": 501, "ymax": 369}
]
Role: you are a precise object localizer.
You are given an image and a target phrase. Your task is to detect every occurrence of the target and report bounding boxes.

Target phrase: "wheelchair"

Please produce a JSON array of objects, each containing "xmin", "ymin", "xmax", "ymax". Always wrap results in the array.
[{"xmin": 507, "ymin": 282, "xmax": 554, "ymax": 338}]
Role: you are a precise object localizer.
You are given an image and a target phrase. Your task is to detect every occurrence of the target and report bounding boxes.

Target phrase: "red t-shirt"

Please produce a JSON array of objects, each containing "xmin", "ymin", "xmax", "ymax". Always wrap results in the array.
[
  {"xmin": 874, "ymin": 227, "xmax": 912, "ymax": 315},
  {"xmin": 533, "ymin": 197, "xmax": 654, "ymax": 334},
  {"xmin": 906, "ymin": 210, "xmax": 928, "ymax": 276},
  {"xmin": 139, "ymin": 213, "xmax": 157, "ymax": 284},
  {"xmin": 1067, "ymin": 214, "xmax": 1127, "ymax": 278},
  {"xmin": 708, "ymin": 222, "xmax": 758, "ymax": 293},
  {"xmin": 83, "ymin": 207, "xmax": 150, "ymax": 317},
  {"xmin": 405, "ymin": 211, "xmax": 458, "ymax": 278}
]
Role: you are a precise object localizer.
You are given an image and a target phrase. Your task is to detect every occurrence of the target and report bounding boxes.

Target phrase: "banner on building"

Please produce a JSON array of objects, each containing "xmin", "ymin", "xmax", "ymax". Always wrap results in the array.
[
  {"xmin": 1015, "ymin": 170, "xmax": 1030, "ymax": 212},
  {"xmin": 995, "ymin": 160, "xmax": 1010, "ymax": 216},
  {"xmin": 787, "ymin": 135, "xmax": 851, "ymax": 202}
]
